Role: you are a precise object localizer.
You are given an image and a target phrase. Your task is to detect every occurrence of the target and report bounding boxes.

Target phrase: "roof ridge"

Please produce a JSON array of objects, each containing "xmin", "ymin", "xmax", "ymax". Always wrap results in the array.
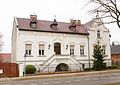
[{"xmin": 16, "ymin": 17, "xmax": 71, "ymax": 24}]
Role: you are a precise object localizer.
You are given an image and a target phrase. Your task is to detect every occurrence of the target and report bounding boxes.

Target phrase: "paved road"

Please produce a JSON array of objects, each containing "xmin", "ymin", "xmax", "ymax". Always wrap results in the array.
[{"xmin": 1, "ymin": 72, "xmax": 120, "ymax": 85}]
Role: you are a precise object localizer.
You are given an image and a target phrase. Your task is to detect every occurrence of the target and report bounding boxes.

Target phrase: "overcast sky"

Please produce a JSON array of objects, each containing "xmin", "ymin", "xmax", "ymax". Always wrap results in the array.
[{"xmin": 0, "ymin": 0, "xmax": 120, "ymax": 53}]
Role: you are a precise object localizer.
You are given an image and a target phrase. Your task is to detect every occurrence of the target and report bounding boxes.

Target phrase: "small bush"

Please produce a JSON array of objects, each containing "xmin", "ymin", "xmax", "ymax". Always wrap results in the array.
[
  {"xmin": 106, "ymin": 66, "xmax": 112, "ymax": 69},
  {"xmin": 84, "ymin": 68, "xmax": 92, "ymax": 71},
  {"xmin": 25, "ymin": 65, "xmax": 36, "ymax": 74},
  {"xmin": 111, "ymin": 64, "xmax": 117, "ymax": 69}
]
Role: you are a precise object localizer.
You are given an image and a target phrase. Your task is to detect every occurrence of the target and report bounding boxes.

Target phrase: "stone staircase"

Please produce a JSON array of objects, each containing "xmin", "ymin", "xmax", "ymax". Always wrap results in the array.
[{"xmin": 41, "ymin": 54, "xmax": 82, "ymax": 72}]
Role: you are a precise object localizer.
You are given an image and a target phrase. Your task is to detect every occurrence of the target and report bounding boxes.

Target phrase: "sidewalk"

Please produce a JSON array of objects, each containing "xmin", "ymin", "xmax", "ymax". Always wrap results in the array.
[{"xmin": 1, "ymin": 69, "xmax": 120, "ymax": 82}]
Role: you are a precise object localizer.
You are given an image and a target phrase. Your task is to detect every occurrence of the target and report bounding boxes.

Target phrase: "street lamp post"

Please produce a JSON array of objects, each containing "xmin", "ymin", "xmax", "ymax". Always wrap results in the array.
[{"xmin": 23, "ymin": 53, "xmax": 26, "ymax": 76}]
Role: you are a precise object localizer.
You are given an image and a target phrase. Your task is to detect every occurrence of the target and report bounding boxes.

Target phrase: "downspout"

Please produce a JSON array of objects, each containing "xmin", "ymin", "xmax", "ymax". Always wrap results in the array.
[{"xmin": 87, "ymin": 34, "xmax": 90, "ymax": 68}]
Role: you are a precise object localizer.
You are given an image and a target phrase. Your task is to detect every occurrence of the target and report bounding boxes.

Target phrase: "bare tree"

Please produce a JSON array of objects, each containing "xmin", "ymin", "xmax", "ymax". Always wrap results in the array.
[{"xmin": 89, "ymin": 0, "xmax": 120, "ymax": 28}]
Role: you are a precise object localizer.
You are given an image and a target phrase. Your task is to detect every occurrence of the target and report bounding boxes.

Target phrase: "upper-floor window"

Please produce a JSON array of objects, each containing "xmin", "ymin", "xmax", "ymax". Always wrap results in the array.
[
  {"xmin": 70, "ymin": 45, "xmax": 74, "ymax": 55},
  {"xmin": 80, "ymin": 45, "xmax": 84, "ymax": 55},
  {"xmin": 25, "ymin": 44, "xmax": 32, "ymax": 55},
  {"xmin": 39, "ymin": 44, "xmax": 45, "ymax": 55},
  {"xmin": 97, "ymin": 30, "xmax": 100, "ymax": 39},
  {"xmin": 102, "ymin": 46, "xmax": 106, "ymax": 55}
]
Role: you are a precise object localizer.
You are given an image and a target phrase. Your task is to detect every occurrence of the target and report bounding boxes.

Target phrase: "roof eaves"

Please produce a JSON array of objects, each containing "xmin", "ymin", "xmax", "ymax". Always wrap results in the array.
[{"xmin": 19, "ymin": 29, "xmax": 89, "ymax": 35}]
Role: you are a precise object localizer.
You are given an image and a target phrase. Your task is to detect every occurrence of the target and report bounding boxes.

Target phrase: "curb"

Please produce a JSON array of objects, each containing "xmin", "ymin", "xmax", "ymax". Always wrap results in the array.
[{"xmin": 1, "ymin": 69, "xmax": 120, "ymax": 82}]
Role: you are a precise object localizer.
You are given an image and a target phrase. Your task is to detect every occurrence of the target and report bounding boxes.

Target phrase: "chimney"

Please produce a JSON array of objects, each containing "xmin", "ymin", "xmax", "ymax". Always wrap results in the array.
[
  {"xmin": 70, "ymin": 19, "xmax": 74, "ymax": 24},
  {"xmin": 30, "ymin": 15, "xmax": 37, "ymax": 22},
  {"xmin": 30, "ymin": 14, "xmax": 37, "ymax": 28},
  {"xmin": 70, "ymin": 19, "xmax": 76, "ymax": 27},
  {"xmin": 76, "ymin": 20, "xmax": 81, "ymax": 26}
]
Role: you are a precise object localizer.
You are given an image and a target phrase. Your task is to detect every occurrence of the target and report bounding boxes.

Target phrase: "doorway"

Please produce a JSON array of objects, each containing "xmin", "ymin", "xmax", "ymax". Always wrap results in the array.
[{"xmin": 54, "ymin": 43, "xmax": 61, "ymax": 55}]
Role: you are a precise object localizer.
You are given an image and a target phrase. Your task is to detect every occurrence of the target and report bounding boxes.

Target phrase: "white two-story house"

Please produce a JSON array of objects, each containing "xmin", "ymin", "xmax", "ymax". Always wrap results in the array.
[{"xmin": 11, "ymin": 14, "xmax": 111, "ymax": 76}]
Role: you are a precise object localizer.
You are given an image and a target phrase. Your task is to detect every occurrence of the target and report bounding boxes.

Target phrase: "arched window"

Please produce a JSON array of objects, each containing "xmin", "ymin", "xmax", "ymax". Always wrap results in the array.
[{"xmin": 97, "ymin": 30, "xmax": 100, "ymax": 38}]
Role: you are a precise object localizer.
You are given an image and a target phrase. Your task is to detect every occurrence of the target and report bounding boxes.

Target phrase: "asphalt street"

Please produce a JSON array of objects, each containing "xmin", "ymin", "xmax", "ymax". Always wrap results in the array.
[{"xmin": 1, "ymin": 72, "xmax": 120, "ymax": 85}]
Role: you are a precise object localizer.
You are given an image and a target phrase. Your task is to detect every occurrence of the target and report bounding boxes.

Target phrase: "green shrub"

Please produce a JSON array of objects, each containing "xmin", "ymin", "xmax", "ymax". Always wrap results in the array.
[
  {"xmin": 25, "ymin": 65, "xmax": 36, "ymax": 74},
  {"xmin": 84, "ymin": 68, "xmax": 92, "ymax": 71},
  {"xmin": 111, "ymin": 64, "xmax": 117, "ymax": 69},
  {"xmin": 106, "ymin": 66, "xmax": 112, "ymax": 69}
]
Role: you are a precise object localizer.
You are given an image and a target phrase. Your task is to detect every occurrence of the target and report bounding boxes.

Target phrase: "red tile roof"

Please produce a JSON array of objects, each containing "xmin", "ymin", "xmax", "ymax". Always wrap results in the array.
[
  {"xmin": 16, "ymin": 18, "xmax": 89, "ymax": 35},
  {"xmin": 0, "ymin": 53, "xmax": 11, "ymax": 62}
]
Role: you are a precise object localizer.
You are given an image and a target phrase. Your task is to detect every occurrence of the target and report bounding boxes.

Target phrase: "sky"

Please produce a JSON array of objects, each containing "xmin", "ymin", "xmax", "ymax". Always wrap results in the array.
[{"xmin": 0, "ymin": 0, "xmax": 120, "ymax": 53}]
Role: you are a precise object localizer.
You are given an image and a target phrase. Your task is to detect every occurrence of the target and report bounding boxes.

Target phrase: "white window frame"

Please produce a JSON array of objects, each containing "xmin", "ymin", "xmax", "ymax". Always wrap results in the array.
[
  {"xmin": 70, "ymin": 45, "xmax": 74, "ymax": 55},
  {"xmin": 80, "ymin": 45, "xmax": 84, "ymax": 56},
  {"xmin": 25, "ymin": 44, "xmax": 32, "ymax": 56},
  {"xmin": 39, "ymin": 44, "xmax": 45, "ymax": 55},
  {"xmin": 97, "ymin": 30, "xmax": 101, "ymax": 39},
  {"xmin": 102, "ymin": 46, "xmax": 106, "ymax": 55}
]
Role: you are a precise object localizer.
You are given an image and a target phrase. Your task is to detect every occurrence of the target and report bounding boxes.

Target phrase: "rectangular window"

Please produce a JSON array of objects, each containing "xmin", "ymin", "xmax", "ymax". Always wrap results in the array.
[
  {"xmin": 97, "ymin": 30, "xmax": 101, "ymax": 39},
  {"xmin": 70, "ymin": 45, "xmax": 74, "ymax": 55},
  {"xmin": 80, "ymin": 45, "xmax": 84, "ymax": 55},
  {"xmin": 39, "ymin": 44, "xmax": 44, "ymax": 55},
  {"xmin": 102, "ymin": 46, "xmax": 106, "ymax": 55},
  {"xmin": 25, "ymin": 44, "xmax": 32, "ymax": 55}
]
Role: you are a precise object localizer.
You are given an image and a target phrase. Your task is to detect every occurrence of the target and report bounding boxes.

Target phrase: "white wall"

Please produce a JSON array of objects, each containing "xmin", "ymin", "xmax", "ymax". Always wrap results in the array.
[
  {"xmin": 88, "ymin": 24, "xmax": 111, "ymax": 66},
  {"xmin": 15, "ymin": 30, "xmax": 89, "ymax": 75}
]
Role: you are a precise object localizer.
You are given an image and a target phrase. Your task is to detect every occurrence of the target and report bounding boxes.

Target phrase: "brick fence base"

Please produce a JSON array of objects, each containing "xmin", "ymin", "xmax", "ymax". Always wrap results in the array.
[{"xmin": 0, "ymin": 63, "xmax": 19, "ymax": 77}]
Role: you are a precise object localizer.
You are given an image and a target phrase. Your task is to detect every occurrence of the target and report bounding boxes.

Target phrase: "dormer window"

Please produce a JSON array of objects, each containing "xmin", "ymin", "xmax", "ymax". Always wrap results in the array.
[
  {"xmin": 30, "ymin": 15, "xmax": 37, "ymax": 28},
  {"xmin": 50, "ymin": 19, "xmax": 58, "ymax": 30},
  {"xmin": 97, "ymin": 30, "xmax": 100, "ymax": 39},
  {"xmin": 69, "ymin": 19, "xmax": 76, "ymax": 30},
  {"xmin": 69, "ymin": 19, "xmax": 81, "ymax": 31}
]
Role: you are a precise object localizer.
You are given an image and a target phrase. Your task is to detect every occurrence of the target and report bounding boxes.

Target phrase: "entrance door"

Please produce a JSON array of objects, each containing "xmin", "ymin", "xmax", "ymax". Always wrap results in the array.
[{"xmin": 54, "ymin": 43, "xmax": 61, "ymax": 55}]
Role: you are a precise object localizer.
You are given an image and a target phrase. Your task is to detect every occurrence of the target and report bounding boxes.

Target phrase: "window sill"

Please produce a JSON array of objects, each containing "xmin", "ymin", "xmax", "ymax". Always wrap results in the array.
[
  {"xmin": 104, "ymin": 55, "xmax": 108, "ymax": 57},
  {"xmin": 37, "ymin": 55, "xmax": 46, "ymax": 57},
  {"xmin": 70, "ymin": 55, "xmax": 77, "ymax": 57},
  {"xmin": 79, "ymin": 55, "xmax": 86, "ymax": 57},
  {"xmin": 25, "ymin": 55, "xmax": 33, "ymax": 57}
]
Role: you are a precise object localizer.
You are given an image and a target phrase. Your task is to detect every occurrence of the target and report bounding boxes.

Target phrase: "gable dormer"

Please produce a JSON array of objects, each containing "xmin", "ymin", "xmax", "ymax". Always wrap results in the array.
[
  {"xmin": 30, "ymin": 15, "xmax": 37, "ymax": 28},
  {"xmin": 50, "ymin": 19, "xmax": 58, "ymax": 30},
  {"xmin": 69, "ymin": 19, "xmax": 76, "ymax": 31}
]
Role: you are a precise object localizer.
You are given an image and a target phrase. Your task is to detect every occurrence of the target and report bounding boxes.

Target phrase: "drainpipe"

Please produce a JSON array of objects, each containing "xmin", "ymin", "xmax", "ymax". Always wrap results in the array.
[{"xmin": 87, "ymin": 35, "xmax": 90, "ymax": 68}]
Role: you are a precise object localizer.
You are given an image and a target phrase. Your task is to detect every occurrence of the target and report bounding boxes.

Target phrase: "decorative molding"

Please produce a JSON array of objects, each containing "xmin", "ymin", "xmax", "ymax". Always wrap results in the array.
[
  {"xmin": 24, "ymin": 40, "xmax": 34, "ymax": 44},
  {"xmin": 68, "ymin": 42, "xmax": 77, "ymax": 45},
  {"xmin": 52, "ymin": 37, "xmax": 62, "ymax": 43},
  {"xmin": 79, "ymin": 43, "xmax": 86, "ymax": 45},
  {"xmin": 16, "ymin": 60, "xmax": 46, "ymax": 62},
  {"xmin": 37, "ymin": 41, "xmax": 47, "ymax": 44}
]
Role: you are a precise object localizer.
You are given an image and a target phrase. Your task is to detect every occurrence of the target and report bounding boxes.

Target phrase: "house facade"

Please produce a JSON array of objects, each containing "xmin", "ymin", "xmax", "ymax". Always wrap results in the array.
[
  {"xmin": 111, "ymin": 45, "xmax": 120, "ymax": 68},
  {"xmin": 11, "ymin": 15, "xmax": 111, "ymax": 76}
]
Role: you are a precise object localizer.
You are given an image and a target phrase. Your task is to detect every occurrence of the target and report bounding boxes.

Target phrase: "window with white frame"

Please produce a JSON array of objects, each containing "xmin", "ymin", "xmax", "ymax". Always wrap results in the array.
[
  {"xmin": 25, "ymin": 44, "xmax": 32, "ymax": 55},
  {"xmin": 97, "ymin": 30, "xmax": 100, "ymax": 39},
  {"xmin": 80, "ymin": 45, "xmax": 84, "ymax": 56},
  {"xmin": 70, "ymin": 45, "xmax": 74, "ymax": 55},
  {"xmin": 102, "ymin": 46, "xmax": 106, "ymax": 55},
  {"xmin": 39, "ymin": 44, "xmax": 45, "ymax": 55}
]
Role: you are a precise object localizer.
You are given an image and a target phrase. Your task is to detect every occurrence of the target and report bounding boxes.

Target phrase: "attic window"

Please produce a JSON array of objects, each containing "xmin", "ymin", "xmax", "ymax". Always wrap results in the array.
[
  {"xmin": 30, "ymin": 22, "xmax": 37, "ymax": 28},
  {"xmin": 50, "ymin": 19, "xmax": 58, "ymax": 30},
  {"xmin": 69, "ymin": 19, "xmax": 76, "ymax": 31},
  {"xmin": 30, "ymin": 15, "xmax": 37, "ymax": 28}
]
